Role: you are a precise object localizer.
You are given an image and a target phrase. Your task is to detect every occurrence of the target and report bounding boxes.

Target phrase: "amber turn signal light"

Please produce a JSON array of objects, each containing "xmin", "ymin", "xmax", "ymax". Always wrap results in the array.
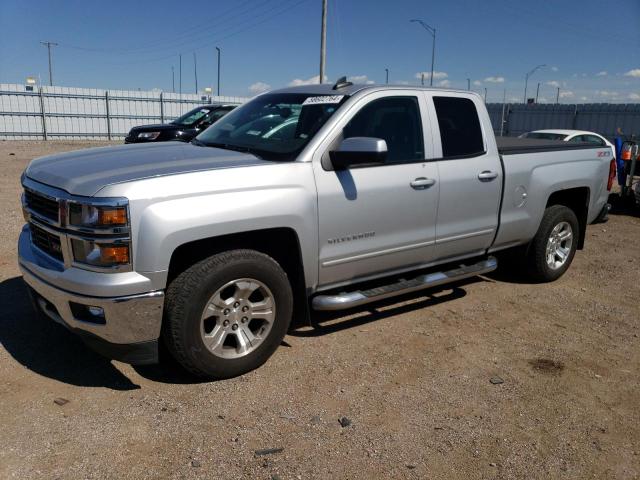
[
  {"xmin": 99, "ymin": 245, "xmax": 130, "ymax": 264},
  {"xmin": 98, "ymin": 207, "xmax": 128, "ymax": 225}
]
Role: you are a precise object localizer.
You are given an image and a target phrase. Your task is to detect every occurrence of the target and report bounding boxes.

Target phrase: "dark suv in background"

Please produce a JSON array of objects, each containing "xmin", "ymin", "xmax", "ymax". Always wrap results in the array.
[{"xmin": 124, "ymin": 104, "xmax": 236, "ymax": 144}]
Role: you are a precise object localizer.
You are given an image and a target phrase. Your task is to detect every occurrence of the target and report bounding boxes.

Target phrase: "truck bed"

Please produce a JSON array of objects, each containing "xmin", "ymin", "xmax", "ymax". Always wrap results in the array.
[{"xmin": 496, "ymin": 137, "xmax": 604, "ymax": 155}]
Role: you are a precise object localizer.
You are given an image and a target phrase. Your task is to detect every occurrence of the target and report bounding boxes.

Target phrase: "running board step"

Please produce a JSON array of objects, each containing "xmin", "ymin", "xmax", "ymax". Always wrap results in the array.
[{"xmin": 311, "ymin": 256, "xmax": 498, "ymax": 311}]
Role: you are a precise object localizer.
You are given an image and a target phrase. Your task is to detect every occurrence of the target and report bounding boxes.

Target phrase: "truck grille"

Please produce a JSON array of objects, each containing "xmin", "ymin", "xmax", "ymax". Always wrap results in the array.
[
  {"xmin": 29, "ymin": 223, "xmax": 63, "ymax": 261},
  {"xmin": 24, "ymin": 189, "xmax": 59, "ymax": 222}
]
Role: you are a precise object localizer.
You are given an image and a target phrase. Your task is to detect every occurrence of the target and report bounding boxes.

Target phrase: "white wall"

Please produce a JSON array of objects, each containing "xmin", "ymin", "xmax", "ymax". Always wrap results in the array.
[{"xmin": 0, "ymin": 83, "xmax": 248, "ymax": 140}]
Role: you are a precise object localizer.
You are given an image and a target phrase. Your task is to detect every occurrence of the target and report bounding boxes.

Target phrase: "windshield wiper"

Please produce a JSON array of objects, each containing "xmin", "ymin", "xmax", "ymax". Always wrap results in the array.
[
  {"xmin": 190, "ymin": 138, "xmax": 208, "ymax": 147},
  {"xmin": 204, "ymin": 142, "xmax": 252, "ymax": 153}
]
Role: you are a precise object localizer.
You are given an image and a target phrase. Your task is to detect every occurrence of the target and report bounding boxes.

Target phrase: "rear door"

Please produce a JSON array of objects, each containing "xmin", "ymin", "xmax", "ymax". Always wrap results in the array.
[
  {"xmin": 312, "ymin": 90, "xmax": 439, "ymax": 288},
  {"xmin": 425, "ymin": 93, "xmax": 502, "ymax": 261}
]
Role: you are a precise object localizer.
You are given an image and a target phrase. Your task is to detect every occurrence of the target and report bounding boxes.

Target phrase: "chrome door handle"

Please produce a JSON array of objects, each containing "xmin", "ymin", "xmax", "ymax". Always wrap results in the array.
[
  {"xmin": 410, "ymin": 177, "xmax": 436, "ymax": 189},
  {"xmin": 478, "ymin": 171, "xmax": 499, "ymax": 181}
]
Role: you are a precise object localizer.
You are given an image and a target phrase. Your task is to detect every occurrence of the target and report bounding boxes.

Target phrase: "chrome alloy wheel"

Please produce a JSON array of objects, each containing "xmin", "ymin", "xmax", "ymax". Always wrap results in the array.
[
  {"xmin": 200, "ymin": 278, "xmax": 276, "ymax": 359},
  {"xmin": 545, "ymin": 221, "xmax": 573, "ymax": 270}
]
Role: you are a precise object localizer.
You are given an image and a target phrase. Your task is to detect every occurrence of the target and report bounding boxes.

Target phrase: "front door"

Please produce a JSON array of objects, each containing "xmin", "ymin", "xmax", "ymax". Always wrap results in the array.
[{"xmin": 313, "ymin": 91, "xmax": 440, "ymax": 289}]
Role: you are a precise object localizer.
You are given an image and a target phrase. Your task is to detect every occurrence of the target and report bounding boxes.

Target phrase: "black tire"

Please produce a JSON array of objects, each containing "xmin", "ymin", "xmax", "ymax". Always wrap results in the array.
[
  {"xmin": 162, "ymin": 249, "xmax": 293, "ymax": 379},
  {"xmin": 525, "ymin": 205, "xmax": 579, "ymax": 282}
]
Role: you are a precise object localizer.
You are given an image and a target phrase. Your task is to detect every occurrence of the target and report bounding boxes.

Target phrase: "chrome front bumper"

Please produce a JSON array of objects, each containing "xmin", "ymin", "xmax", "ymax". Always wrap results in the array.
[{"xmin": 19, "ymin": 226, "xmax": 164, "ymax": 363}]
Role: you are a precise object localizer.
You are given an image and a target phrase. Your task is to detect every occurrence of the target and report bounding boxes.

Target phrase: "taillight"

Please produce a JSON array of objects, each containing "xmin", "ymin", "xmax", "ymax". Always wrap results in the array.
[{"xmin": 607, "ymin": 158, "xmax": 616, "ymax": 191}]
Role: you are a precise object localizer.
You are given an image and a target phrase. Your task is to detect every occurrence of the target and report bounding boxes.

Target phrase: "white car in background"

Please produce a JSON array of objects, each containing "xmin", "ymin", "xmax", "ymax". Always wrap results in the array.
[{"xmin": 519, "ymin": 129, "xmax": 614, "ymax": 151}]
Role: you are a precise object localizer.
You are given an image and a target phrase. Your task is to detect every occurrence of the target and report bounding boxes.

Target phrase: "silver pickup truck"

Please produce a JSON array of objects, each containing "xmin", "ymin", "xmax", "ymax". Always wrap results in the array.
[{"xmin": 18, "ymin": 80, "xmax": 616, "ymax": 379}]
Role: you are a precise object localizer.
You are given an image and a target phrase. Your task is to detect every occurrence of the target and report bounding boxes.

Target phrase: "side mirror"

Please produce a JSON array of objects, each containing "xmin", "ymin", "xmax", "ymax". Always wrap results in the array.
[{"xmin": 329, "ymin": 137, "xmax": 387, "ymax": 170}]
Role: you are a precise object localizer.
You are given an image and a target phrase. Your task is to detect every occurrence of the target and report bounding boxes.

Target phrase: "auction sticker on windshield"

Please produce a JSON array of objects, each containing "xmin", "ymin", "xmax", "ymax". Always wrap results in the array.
[{"xmin": 302, "ymin": 95, "xmax": 344, "ymax": 105}]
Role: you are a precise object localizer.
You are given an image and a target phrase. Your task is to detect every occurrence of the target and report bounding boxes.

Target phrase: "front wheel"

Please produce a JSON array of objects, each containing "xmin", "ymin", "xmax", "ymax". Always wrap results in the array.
[
  {"xmin": 525, "ymin": 205, "xmax": 579, "ymax": 282},
  {"xmin": 162, "ymin": 249, "xmax": 293, "ymax": 379}
]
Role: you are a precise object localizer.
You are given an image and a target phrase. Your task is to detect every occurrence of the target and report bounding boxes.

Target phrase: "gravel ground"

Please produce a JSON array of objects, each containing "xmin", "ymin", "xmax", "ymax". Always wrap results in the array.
[{"xmin": 1, "ymin": 140, "xmax": 639, "ymax": 480}]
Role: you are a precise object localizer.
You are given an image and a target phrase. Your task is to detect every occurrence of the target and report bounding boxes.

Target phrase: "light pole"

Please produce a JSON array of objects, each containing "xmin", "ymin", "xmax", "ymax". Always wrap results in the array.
[
  {"xmin": 410, "ymin": 19, "xmax": 436, "ymax": 87},
  {"xmin": 216, "ymin": 47, "xmax": 221, "ymax": 96},
  {"xmin": 524, "ymin": 64, "xmax": 546, "ymax": 104},
  {"xmin": 535, "ymin": 82, "xmax": 540, "ymax": 104},
  {"xmin": 385, "ymin": 68, "xmax": 389, "ymax": 84},
  {"xmin": 467, "ymin": 78, "xmax": 470, "ymax": 90}
]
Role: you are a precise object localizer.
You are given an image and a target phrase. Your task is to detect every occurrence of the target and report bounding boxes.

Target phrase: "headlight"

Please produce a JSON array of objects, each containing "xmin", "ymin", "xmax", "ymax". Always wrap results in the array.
[
  {"xmin": 138, "ymin": 131, "xmax": 160, "ymax": 140},
  {"xmin": 71, "ymin": 238, "xmax": 130, "ymax": 267},
  {"xmin": 68, "ymin": 204, "xmax": 128, "ymax": 228}
]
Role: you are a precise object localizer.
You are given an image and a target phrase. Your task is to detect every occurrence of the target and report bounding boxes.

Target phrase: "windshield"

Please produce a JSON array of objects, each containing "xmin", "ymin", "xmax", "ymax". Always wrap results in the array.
[
  {"xmin": 520, "ymin": 132, "xmax": 568, "ymax": 141},
  {"xmin": 195, "ymin": 93, "xmax": 348, "ymax": 160},
  {"xmin": 172, "ymin": 107, "xmax": 212, "ymax": 126}
]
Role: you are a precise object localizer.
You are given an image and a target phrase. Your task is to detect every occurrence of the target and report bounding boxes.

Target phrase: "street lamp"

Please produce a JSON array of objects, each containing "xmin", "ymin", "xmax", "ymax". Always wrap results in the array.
[
  {"xmin": 410, "ymin": 19, "xmax": 436, "ymax": 87},
  {"xmin": 385, "ymin": 68, "xmax": 389, "ymax": 84},
  {"xmin": 524, "ymin": 64, "xmax": 546, "ymax": 104}
]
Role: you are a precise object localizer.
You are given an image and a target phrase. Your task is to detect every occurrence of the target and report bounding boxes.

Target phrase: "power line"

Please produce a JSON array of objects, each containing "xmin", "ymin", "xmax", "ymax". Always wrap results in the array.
[
  {"xmin": 92, "ymin": 0, "xmax": 311, "ymax": 67},
  {"xmin": 58, "ymin": 0, "xmax": 284, "ymax": 58}
]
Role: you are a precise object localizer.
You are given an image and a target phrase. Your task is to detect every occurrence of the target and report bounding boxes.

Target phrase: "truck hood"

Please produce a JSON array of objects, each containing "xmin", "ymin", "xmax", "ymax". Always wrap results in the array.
[{"xmin": 25, "ymin": 141, "xmax": 265, "ymax": 196}]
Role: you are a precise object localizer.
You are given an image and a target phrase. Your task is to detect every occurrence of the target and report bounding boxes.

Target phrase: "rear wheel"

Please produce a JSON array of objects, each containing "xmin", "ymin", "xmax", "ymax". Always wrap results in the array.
[
  {"xmin": 163, "ymin": 249, "xmax": 293, "ymax": 379},
  {"xmin": 525, "ymin": 205, "xmax": 579, "ymax": 282}
]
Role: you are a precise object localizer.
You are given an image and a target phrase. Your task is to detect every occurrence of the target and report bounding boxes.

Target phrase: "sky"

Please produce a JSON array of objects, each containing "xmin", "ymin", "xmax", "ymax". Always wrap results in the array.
[{"xmin": 1, "ymin": 0, "xmax": 639, "ymax": 103}]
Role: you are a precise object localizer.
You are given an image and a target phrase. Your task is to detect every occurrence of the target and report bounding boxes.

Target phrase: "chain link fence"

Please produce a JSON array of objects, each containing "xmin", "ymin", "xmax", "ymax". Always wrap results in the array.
[{"xmin": 0, "ymin": 83, "xmax": 248, "ymax": 140}]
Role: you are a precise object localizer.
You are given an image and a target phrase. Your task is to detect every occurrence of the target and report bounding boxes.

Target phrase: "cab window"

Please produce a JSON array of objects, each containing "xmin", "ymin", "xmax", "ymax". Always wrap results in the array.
[
  {"xmin": 343, "ymin": 96, "xmax": 424, "ymax": 164},
  {"xmin": 433, "ymin": 96, "xmax": 484, "ymax": 158}
]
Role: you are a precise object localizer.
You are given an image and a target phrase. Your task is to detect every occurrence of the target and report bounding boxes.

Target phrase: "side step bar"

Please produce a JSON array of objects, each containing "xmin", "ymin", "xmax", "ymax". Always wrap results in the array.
[{"xmin": 311, "ymin": 256, "xmax": 498, "ymax": 311}]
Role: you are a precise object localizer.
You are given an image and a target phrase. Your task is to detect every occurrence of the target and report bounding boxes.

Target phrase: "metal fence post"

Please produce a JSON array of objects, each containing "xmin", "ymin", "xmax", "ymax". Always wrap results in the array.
[
  {"xmin": 38, "ymin": 87, "xmax": 48, "ymax": 141},
  {"xmin": 572, "ymin": 104, "xmax": 578, "ymax": 129},
  {"xmin": 105, "ymin": 91, "xmax": 112, "ymax": 140},
  {"xmin": 160, "ymin": 92, "xmax": 164, "ymax": 123}
]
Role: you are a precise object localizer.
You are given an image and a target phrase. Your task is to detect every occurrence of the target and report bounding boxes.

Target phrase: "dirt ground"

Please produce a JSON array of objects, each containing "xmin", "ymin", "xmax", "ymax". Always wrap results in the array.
[{"xmin": 0, "ymin": 140, "xmax": 639, "ymax": 480}]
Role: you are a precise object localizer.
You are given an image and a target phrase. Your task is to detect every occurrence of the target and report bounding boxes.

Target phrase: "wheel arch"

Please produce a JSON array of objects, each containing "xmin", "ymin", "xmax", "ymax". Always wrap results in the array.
[
  {"xmin": 167, "ymin": 227, "xmax": 310, "ymax": 327},
  {"xmin": 545, "ymin": 186, "xmax": 590, "ymax": 249}
]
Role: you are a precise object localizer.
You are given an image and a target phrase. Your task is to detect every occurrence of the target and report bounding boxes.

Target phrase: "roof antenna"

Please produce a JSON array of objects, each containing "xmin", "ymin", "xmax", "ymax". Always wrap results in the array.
[{"xmin": 332, "ymin": 76, "xmax": 353, "ymax": 90}]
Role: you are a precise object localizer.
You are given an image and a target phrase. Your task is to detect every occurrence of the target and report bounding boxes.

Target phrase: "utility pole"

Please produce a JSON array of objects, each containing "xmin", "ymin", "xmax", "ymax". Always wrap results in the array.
[
  {"xmin": 410, "ymin": 19, "xmax": 436, "ymax": 86},
  {"xmin": 179, "ymin": 54, "xmax": 182, "ymax": 95},
  {"xmin": 524, "ymin": 64, "xmax": 546, "ymax": 104},
  {"xmin": 216, "ymin": 47, "xmax": 221, "ymax": 96},
  {"xmin": 319, "ymin": 0, "xmax": 327, "ymax": 84},
  {"xmin": 556, "ymin": 87, "xmax": 560, "ymax": 104},
  {"xmin": 40, "ymin": 41, "xmax": 58, "ymax": 86},
  {"xmin": 193, "ymin": 52, "xmax": 198, "ymax": 93},
  {"xmin": 484, "ymin": 87, "xmax": 487, "ymax": 103},
  {"xmin": 172, "ymin": 66, "xmax": 175, "ymax": 93},
  {"xmin": 535, "ymin": 82, "xmax": 540, "ymax": 103},
  {"xmin": 385, "ymin": 68, "xmax": 389, "ymax": 84},
  {"xmin": 500, "ymin": 88, "xmax": 507, "ymax": 137}
]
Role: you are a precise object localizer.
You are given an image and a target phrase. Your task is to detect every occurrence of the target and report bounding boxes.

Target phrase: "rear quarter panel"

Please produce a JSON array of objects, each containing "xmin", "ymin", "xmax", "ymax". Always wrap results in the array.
[{"xmin": 492, "ymin": 146, "xmax": 611, "ymax": 251}]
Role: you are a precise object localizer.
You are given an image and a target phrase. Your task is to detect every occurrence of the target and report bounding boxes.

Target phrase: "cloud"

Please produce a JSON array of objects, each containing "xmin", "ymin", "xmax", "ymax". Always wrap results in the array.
[
  {"xmin": 629, "ymin": 93, "xmax": 640, "ymax": 101},
  {"xmin": 415, "ymin": 71, "xmax": 448, "ymax": 80},
  {"xmin": 396, "ymin": 80, "xmax": 410, "ymax": 85},
  {"xmin": 580, "ymin": 96, "xmax": 588, "ymax": 102},
  {"xmin": 484, "ymin": 76, "xmax": 505, "ymax": 83},
  {"xmin": 288, "ymin": 75, "xmax": 328, "ymax": 86},
  {"xmin": 624, "ymin": 69, "xmax": 640, "ymax": 78},
  {"xmin": 596, "ymin": 90, "xmax": 619, "ymax": 97},
  {"xmin": 473, "ymin": 80, "xmax": 482, "ymax": 86},
  {"xmin": 248, "ymin": 82, "xmax": 271, "ymax": 94},
  {"xmin": 437, "ymin": 79, "xmax": 451, "ymax": 87},
  {"xmin": 595, "ymin": 71, "xmax": 608, "ymax": 77},
  {"xmin": 348, "ymin": 75, "xmax": 375, "ymax": 85},
  {"xmin": 559, "ymin": 91, "xmax": 574, "ymax": 98},
  {"xmin": 551, "ymin": 66, "xmax": 559, "ymax": 72},
  {"xmin": 546, "ymin": 80, "xmax": 561, "ymax": 88}
]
